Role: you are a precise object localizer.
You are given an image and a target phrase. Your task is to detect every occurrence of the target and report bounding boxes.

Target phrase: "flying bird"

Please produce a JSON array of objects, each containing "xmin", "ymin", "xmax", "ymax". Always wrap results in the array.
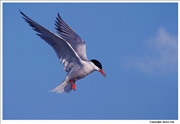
[{"xmin": 20, "ymin": 10, "xmax": 106, "ymax": 94}]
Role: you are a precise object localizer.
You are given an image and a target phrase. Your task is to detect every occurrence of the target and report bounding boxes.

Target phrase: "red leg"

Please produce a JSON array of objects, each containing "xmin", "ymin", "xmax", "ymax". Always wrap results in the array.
[{"xmin": 70, "ymin": 80, "xmax": 76, "ymax": 91}]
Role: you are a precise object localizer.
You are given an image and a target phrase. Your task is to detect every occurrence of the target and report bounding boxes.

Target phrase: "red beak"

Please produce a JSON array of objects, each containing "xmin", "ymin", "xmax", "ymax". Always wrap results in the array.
[{"xmin": 99, "ymin": 69, "xmax": 106, "ymax": 77}]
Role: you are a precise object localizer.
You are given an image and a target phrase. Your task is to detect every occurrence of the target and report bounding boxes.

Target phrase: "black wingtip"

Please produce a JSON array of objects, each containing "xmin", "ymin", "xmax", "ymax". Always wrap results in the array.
[
  {"xmin": 19, "ymin": 9, "xmax": 26, "ymax": 18},
  {"xmin": 18, "ymin": 9, "xmax": 23, "ymax": 15},
  {"xmin": 57, "ymin": 13, "xmax": 60, "ymax": 17},
  {"xmin": 57, "ymin": 13, "xmax": 62, "ymax": 20},
  {"xmin": 19, "ymin": 10, "xmax": 31, "ymax": 22}
]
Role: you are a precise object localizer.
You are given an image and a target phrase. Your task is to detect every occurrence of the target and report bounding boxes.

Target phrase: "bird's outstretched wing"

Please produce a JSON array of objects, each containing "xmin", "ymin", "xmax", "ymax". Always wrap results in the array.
[
  {"xmin": 20, "ymin": 10, "xmax": 82, "ymax": 72},
  {"xmin": 55, "ymin": 13, "xmax": 88, "ymax": 61}
]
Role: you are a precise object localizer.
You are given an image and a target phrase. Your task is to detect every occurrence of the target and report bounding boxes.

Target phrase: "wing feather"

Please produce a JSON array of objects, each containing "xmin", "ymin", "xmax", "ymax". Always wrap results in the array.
[
  {"xmin": 55, "ymin": 13, "xmax": 88, "ymax": 61},
  {"xmin": 20, "ymin": 10, "xmax": 82, "ymax": 72}
]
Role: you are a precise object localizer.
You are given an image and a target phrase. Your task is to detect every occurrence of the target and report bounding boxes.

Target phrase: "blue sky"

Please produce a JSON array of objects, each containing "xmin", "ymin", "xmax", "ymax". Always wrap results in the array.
[{"xmin": 2, "ymin": 2, "xmax": 178, "ymax": 120}]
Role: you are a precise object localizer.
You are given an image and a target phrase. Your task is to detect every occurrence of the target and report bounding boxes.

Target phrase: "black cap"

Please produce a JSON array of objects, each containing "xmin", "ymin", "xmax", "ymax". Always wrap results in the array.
[{"xmin": 90, "ymin": 59, "xmax": 102, "ymax": 69}]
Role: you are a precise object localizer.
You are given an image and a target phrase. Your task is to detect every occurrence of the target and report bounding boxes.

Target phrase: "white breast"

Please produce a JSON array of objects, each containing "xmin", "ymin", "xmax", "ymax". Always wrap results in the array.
[{"xmin": 65, "ymin": 61, "xmax": 96, "ymax": 81}]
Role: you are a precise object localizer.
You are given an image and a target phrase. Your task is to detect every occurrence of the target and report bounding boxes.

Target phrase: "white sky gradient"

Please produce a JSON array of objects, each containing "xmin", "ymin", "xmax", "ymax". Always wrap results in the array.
[{"xmin": 122, "ymin": 27, "xmax": 177, "ymax": 74}]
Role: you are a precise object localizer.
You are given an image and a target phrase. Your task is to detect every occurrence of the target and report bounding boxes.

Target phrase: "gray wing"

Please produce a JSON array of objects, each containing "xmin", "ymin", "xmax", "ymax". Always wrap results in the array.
[
  {"xmin": 55, "ymin": 13, "xmax": 88, "ymax": 61},
  {"xmin": 20, "ymin": 11, "xmax": 82, "ymax": 72}
]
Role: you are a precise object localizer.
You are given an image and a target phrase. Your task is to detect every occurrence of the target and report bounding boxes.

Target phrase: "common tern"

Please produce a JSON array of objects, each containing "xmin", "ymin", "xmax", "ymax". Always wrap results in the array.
[{"xmin": 20, "ymin": 10, "xmax": 106, "ymax": 94}]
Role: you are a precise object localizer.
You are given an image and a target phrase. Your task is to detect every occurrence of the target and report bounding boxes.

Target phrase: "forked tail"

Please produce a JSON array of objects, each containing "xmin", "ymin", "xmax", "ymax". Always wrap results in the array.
[{"xmin": 49, "ymin": 80, "xmax": 72, "ymax": 94}]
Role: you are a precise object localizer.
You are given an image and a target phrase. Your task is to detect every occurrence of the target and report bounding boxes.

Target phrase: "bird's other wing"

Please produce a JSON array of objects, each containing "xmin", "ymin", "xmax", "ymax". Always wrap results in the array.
[
  {"xmin": 20, "ymin": 10, "xmax": 82, "ymax": 72},
  {"xmin": 55, "ymin": 13, "xmax": 88, "ymax": 61}
]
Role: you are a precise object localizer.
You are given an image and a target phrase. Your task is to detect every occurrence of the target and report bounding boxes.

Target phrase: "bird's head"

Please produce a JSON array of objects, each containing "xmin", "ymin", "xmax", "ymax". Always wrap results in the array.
[{"xmin": 90, "ymin": 59, "xmax": 106, "ymax": 77}]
